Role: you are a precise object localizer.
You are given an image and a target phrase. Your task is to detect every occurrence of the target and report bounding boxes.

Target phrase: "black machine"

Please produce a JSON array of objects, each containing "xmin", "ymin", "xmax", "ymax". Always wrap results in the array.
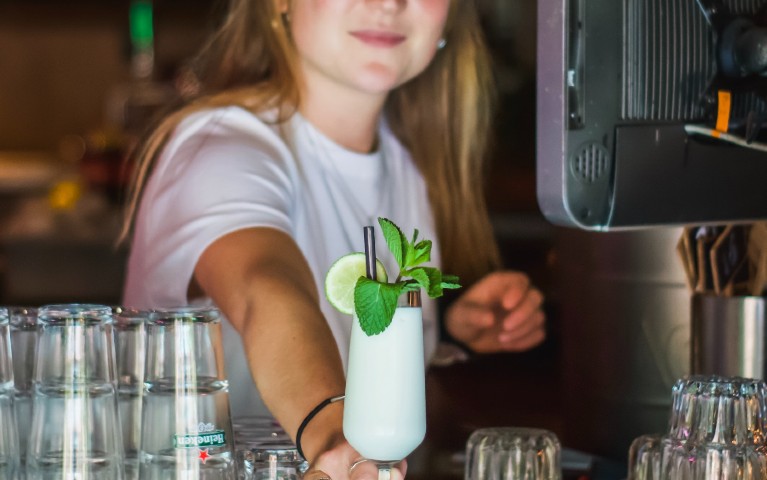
[{"xmin": 537, "ymin": 0, "xmax": 767, "ymax": 229}]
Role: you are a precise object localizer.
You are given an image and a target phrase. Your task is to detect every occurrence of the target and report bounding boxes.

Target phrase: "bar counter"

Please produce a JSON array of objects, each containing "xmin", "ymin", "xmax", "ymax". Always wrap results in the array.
[{"xmin": 409, "ymin": 339, "xmax": 565, "ymax": 479}]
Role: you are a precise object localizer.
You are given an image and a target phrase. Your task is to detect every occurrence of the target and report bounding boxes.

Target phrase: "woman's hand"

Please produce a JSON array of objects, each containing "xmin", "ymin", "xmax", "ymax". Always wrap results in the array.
[
  {"xmin": 303, "ymin": 441, "xmax": 407, "ymax": 480},
  {"xmin": 445, "ymin": 271, "xmax": 545, "ymax": 353}
]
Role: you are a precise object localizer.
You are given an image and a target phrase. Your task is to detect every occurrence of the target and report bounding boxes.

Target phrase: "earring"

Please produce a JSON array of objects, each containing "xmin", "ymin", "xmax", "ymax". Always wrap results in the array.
[
  {"xmin": 273, "ymin": 11, "xmax": 289, "ymax": 31},
  {"xmin": 437, "ymin": 38, "xmax": 447, "ymax": 50}
]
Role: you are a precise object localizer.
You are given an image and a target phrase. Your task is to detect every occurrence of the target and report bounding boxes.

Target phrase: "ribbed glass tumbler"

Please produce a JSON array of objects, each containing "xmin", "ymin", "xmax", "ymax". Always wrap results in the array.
[
  {"xmin": 628, "ymin": 376, "xmax": 767, "ymax": 480},
  {"xmin": 465, "ymin": 427, "xmax": 561, "ymax": 480}
]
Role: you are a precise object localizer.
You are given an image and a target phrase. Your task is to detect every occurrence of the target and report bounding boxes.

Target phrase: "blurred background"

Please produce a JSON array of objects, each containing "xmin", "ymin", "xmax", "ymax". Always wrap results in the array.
[
  {"xmin": 0, "ymin": 0, "xmax": 542, "ymax": 304},
  {"xmin": 0, "ymin": 1, "xmax": 688, "ymax": 479}
]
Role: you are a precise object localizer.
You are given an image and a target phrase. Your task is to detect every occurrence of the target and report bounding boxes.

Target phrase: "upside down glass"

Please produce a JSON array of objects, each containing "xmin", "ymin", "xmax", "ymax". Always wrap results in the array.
[
  {"xmin": 660, "ymin": 376, "xmax": 767, "ymax": 480},
  {"xmin": 627, "ymin": 434, "xmax": 662, "ymax": 480},
  {"xmin": 343, "ymin": 291, "xmax": 425, "ymax": 480},
  {"xmin": 114, "ymin": 307, "xmax": 149, "ymax": 479},
  {"xmin": 0, "ymin": 308, "xmax": 21, "ymax": 479},
  {"xmin": 464, "ymin": 427, "xmax": 562, "ymax": 480},
  {"xmin": 9, "ymin": 306, "xmax": 36, "ymax": 476},
  {"xmin": 232, "ymin": 417, "xmax": 307, "ymax": 480},
  {"xmin": 139, "ymin": 306, "xmax": 236, "ymax": 479},
  {"xmin": 628, "ymin": 376, "xmax": 767, "ymax": 480},
  {"xmin": 26, "ymin": 304, "xmax": 124, "ymax": 479}
]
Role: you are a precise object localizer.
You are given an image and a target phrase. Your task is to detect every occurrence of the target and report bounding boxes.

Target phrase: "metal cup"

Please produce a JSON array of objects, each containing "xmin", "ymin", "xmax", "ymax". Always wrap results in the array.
[
  {"xmin": 139, "ymin": 306, "xmax": 235, "ymax": 479},
  {"xmin": 26, "ymin": 304, "xmax": 124, "ymax": 479},
  {"xmin": 0, "ymin": 308, "xmax": 21, "ymax": 479},
  {"xmin": 691, "ymin": 294, "xmax": 766, "ymax": 379},
  {"xmin": 465, "ymin": 427, "xmax": 562, "ymax": 480},
  {"xmin": 113, "ymin": 307, "xmax": 149, "ymax": 479}
]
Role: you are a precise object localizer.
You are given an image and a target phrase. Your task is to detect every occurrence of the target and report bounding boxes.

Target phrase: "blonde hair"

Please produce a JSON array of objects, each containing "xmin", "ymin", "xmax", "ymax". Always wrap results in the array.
[{"xmin": 122, "ymin": 0, "xmax": 500, "ymax": 285}]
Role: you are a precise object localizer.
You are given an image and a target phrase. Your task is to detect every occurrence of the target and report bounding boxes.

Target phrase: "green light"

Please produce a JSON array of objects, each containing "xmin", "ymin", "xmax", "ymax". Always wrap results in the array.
[{"xmin": 130, "ymin": 0, "xmax": 154, "ymax": 50}]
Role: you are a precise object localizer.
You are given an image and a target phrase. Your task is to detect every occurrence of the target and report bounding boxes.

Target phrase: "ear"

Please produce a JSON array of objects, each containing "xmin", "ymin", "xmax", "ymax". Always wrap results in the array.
[{"xmin": 277, "ymin": 0, "xmax": 289, "ymax": 14}]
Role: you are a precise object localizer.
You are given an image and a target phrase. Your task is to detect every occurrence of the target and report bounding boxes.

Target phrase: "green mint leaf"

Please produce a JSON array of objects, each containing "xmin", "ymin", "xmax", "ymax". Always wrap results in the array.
[
  {"xmin": 354, "ymin": 278, "xmax": 405, "ymax": 336},
  {"xmin": 407, "ymin": 267, "xmax": 431, "ymax": 291},
  {"xmin": 402, "ymin": 280, "xmax": 422, "ymax": 292},
  {"xmin": 410, "ymin": 239, "xmax": 432, "ymax": 267},
  {"xmin": 378, "ymin": 217, "xmax": 407, "ymax": 270},
  {"xmin": 408, "ymin": 266, "xmax": 445, "ymax": 298},
  {"xmin": 403, "ymin": 233, "xmax": 431, "ymax": 269},
  {"xmin": 441, "ymin": 274, "xmax": 461, "ymax": 290}
]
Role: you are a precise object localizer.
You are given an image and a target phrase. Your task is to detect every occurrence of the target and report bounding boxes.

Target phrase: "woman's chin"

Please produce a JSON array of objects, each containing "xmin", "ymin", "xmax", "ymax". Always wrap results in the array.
[{"xmin": 351, "ymin": 64, "xmax": 411, "ymax": 94}]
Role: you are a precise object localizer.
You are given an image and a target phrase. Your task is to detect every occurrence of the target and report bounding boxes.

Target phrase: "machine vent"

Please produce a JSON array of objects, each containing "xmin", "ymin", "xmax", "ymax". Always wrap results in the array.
[
  {"xmin": 622, "ymin": 0, "xmax": 767, "ymax": 122},
  {"xmin": 570, "ymin": 142, "xmax": 609, "ymax": 183}
]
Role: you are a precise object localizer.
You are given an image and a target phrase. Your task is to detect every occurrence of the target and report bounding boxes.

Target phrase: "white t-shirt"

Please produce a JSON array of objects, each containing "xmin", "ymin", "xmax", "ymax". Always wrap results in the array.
[{"xmin": 123, "ymin": 106, "xmax": 440, "ymax": 416}]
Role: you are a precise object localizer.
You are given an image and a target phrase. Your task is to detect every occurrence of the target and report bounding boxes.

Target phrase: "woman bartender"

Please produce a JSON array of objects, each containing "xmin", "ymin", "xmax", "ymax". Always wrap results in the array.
[{"xmin": 121, "ymin": 1, "xmax": 545, "ymax": 478}]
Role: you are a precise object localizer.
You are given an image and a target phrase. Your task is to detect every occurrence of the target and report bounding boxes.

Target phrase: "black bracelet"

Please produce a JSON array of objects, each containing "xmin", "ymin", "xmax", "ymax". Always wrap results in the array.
[{"xmin": 295, "ymin": 394, "xmax": 345, "ymax": 460}]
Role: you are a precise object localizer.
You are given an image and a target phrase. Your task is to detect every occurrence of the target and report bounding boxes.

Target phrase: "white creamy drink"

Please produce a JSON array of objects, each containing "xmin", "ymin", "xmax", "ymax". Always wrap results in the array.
[
  {"xmin": 326, "ymin": 219, "xmax": 458, "ymax": 475},
  {"xmin": 343, "ymin": 302, "xmax": 426, "ymax": 462}
]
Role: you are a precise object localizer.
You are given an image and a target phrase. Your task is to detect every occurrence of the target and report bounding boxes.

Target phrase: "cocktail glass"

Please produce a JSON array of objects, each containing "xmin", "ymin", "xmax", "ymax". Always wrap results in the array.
[{"xmin": 343, "ymin": 291, "xmax": 425, "ymax": 480}]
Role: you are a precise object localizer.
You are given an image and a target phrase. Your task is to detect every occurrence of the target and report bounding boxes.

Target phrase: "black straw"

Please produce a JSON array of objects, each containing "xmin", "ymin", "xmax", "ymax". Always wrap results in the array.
[{"xmin": 363, "ymin": 226, "xmax": 377, "ymax": 280}]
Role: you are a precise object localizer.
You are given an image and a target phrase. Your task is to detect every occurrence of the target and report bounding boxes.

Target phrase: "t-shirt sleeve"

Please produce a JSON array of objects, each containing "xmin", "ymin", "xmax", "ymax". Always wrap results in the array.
[{"xmin": 124, "ymin": 108, "xmax": 296, "ymax": 307}]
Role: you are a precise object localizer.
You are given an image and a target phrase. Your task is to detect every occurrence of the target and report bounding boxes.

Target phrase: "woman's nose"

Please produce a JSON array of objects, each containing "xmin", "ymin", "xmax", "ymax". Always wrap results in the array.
[{"xmin": 366, "ymin": 0, "xmax": 406, "ymax": 13}]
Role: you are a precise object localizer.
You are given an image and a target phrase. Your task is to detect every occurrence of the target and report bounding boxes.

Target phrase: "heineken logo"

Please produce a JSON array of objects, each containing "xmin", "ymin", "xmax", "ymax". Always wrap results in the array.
[{"xmin": 174, "ymin": 429, "xmax": 227, "ymax": 449}]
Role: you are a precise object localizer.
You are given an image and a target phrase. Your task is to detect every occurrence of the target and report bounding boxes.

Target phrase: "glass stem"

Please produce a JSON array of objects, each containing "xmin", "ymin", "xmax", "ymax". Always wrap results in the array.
[{"xmin": 378, "ymin": 465, "xmax": 391, "ymax": 480}]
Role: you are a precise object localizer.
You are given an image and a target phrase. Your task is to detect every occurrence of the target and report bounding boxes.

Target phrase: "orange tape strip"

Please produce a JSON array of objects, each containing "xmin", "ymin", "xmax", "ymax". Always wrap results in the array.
[{"xmin": 716, "ymin": 90, "xmax": 731, "ymax": 133}]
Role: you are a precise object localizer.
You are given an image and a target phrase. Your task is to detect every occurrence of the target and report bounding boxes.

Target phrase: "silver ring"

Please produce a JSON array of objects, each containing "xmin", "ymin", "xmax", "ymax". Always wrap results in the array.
[{"xmin": 349, "ymin": 458, "xmax": 370, "ymax": 472}]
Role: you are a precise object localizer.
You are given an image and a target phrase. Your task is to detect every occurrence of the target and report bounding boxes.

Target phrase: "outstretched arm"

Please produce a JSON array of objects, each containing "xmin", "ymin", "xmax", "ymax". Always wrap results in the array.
[{"xmin": 192, "ymin": 226, "xmax": 404, "ymax": 479}]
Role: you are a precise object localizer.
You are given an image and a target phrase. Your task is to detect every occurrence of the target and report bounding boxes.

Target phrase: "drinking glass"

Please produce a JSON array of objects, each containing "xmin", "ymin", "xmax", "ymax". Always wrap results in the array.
[
  {"xmin": 233, "ymin": 417, "xmax": 307, "ymax": 480},
  {"xmin": 139, "ymin": 306, "xmax": 236, "ymax": 479},
  {"xmin": 659, "ymin": 441, "xmax": 767, "ymax": 480},
  {"xmin": 658, "ymin": 376, "xmax": 767, "ymax": 480},
  {"xmin": 26, "ymin": 304, "xmax": 124, "ymax": 479},
  {"xmin": 667, "ymin": 376, "xmax": 767, "ymax": 446},
  {"xmin": 343, "ymin": 291, "xmax": 425, "ymax": 480},
  {"xmin": 233, "ymin": 416, "xmax": 292, "ymax": 449},
  {"xmin": 627, "ymin": 434, "xmax": 662, "ymax": 480},
  {"xmin": 113, "ymin": 307, "xmax": 149, "ymax": 479},
  {"xmin": 0, "ymin": 308, "xmax": 21, "ymax": 479},
  {"xmin": 236, "ymin": 444, "xmax": 306, "ymax": 480},
  {"xmin": 464, "ymin": 427, "xmax": 562, "ymax": 480},
  {"xmin": 9, "ymin": 306, "xmax": 37, "ymax": 475}
]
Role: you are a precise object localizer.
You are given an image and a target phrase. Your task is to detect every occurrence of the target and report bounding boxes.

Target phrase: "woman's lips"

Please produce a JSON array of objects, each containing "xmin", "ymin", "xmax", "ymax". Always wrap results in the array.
[{"xmin": 349, "ymin": 30, "xmax": 406, "ymax": 47}]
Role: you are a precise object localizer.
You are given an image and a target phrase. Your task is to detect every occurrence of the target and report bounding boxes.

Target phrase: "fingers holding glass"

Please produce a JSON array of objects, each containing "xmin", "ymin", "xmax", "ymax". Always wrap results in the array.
[{"xmin": 349, "ymin": 459, "xmax": 405, "ymax": 480}]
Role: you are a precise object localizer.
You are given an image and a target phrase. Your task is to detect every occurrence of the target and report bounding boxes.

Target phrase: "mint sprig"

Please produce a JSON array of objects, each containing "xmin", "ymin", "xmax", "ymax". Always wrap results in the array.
[{"xmin": 353, "ymin": 217, "xmax": 461, "ymax": 336}]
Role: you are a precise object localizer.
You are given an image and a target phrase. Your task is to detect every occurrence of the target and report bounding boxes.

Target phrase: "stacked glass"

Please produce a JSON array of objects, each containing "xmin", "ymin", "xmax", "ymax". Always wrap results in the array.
[
  {"xmin": 628, "ymin": 376, "xmax": 767, "ymax": 480},
  {"xmin": 232, "ymin": 416, "xmax": 307, "ymax": 480},
  {"xmin": 0, "ymin": 307, "xmax": 21, "ymax": 479},
  {"xmin": 26, "ymin": 304, "xmax": 124, "ymax": 479},
  {"xmin": 9, "ymin": 307, "xmax": 37, "ymax": 478},
  {"xmin": 1, "ymin": 303, "xmax": 242, "ymax": 479},
  {"xmin": 113, "ymin": 307, "xmax": 149, "ymax": 480},
  {"xmin": 139, "ymin": 306, "xmax": 236, "ymax": 479}
]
